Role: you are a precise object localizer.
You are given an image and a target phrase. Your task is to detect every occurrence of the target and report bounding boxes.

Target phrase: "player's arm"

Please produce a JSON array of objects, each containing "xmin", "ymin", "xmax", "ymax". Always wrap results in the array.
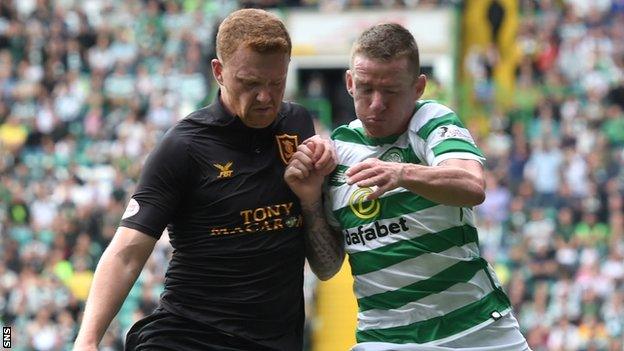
[
  {"xmin": 73, "ymin": 227, "xmax": 157, "ymax": 350},
  {"xmin": 399, "ymin": 158, "xmax": 485, "ymax": 206},
  {"xmin": 300, "ymin": 199, "xmax": 345, "ymax": 281},
  {"xmin": 74, "ymin": 125, "xmax": 188, "ymax": 349},
  {"xmin": 285, "ymin": 138, "xmax": 344, "ymax": 281},
  {"xmin": 346, "ymin": 158, "xmax": 485, "ymax": 207}
]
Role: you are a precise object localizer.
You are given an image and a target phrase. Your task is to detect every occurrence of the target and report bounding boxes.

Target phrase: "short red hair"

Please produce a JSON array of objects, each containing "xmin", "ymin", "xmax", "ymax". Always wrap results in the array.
[{"xmin": 216, "ymin": 9, "xmax": 292, "ymax": 64}]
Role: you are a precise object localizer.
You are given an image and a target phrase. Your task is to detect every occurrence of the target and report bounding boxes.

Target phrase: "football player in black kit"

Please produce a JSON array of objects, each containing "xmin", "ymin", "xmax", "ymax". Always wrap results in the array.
[{"xmin": 73, "ymin": 9, "xmax": 343, "ymax": 351}]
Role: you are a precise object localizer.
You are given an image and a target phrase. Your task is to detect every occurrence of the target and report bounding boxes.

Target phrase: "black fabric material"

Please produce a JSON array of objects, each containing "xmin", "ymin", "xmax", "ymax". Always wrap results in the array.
[
  {"xmin": 125, "ymin": 307, "xmax": 285, "ymax": 351},
  {"xmin": 120, "ymin": 96, "xmax": 315, "ymax": 350}
]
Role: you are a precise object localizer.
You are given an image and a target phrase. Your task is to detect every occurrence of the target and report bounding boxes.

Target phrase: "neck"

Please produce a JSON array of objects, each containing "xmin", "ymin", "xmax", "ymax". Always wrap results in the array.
[{"xmin": 219, "ymin": 90, "xmax": 237, "ymax": 117}]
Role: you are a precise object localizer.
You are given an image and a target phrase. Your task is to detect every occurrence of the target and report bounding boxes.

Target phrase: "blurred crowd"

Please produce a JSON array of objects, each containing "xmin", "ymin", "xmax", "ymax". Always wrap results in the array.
[
  {"xmin": 1, "ymin": 0, "xmax": 623, "ymax": 350},
  {"xmin": 0, "ymin": 0, "xmax": 228, "ymax": 349},
  {"xmin": 473, "ymin": 1, "xmax": 624, "ymax": 350},
  {"xmin": 238, "ymin": 0, "xmax": 455, "ymax": 10}
]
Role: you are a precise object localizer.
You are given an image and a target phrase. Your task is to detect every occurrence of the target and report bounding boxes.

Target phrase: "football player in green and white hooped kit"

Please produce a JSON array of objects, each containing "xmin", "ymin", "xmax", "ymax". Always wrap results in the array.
[{"xmin": 284, "ymin": 23, "xmax": 532, "ymax": 351}]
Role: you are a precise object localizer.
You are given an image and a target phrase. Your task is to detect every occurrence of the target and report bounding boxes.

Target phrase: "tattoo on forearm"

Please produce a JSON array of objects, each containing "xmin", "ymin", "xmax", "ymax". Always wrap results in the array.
[{"xmin": 301, "ymin": 201, "xmax": 345, "ymax": 280}]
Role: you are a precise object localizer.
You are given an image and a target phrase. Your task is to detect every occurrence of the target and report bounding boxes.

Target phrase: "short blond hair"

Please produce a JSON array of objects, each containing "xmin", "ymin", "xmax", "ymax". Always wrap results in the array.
[
  {"xmin": 351, "ymin": 23, "xmax": 420, "ymax": 78},
  {"xmin": 216, "ymin": 9, "xmax": 291, "ymax": 63}
]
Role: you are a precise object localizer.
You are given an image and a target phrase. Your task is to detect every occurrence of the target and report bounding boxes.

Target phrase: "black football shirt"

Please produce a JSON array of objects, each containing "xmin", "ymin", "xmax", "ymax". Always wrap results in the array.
[{"xmin": 120, "ymin": 96, "xmax": 315, "ymax": 350}]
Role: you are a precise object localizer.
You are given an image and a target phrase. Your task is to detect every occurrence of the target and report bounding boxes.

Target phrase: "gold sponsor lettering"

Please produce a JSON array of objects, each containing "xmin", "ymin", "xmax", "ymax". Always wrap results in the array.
[
  {"xmin": 281, "ymin": 202, "xmax": 293, "ymax": 215},
  {"xmin": 210, "ymin": 216, "xmax": 300, "ymax": 236},
  {"xmin": 259, "ymin": 220, "xmax": 273, "ymax": 231},
  {"xmin": 240, "ymin": 202, "xmax": 295, "ymax": 225},
  {"xmin": 267, "ymin": 206, "xmax": 280, "ymax": 217},
  {"xmin": 273, "ymin": 218, "xmax": 283, "ymax": 230},
  {"xmin": 240, "ymin": 209, "xmax": 253, "ymax": 224},
  {"xmin": 243, "ymin": 222, "xmax": 257, "ymax": 233},
  {"xmin": 211, "ymin": 228, "xmax": 229, "ymax": 235},
  {"xmin": 212, "ymin": 202, "xmax": 300, "ymax": 236},
  {"xmin": 253, "ymin": 208, "xmax": 267, "ymax": 222}
]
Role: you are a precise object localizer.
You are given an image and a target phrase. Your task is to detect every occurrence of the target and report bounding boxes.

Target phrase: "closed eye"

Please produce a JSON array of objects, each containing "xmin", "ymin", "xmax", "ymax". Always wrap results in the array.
[
  {"xmin": 243, "ymin": 81, "xmax": 260, "ymax": 88},
  {"xmin": 358, "ymin": 86, "xmax": 373, "ymax": 94}
]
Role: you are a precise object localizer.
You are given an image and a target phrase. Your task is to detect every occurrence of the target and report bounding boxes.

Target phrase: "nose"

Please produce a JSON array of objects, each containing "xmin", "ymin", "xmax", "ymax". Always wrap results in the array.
[
  {"xmin": 256, "ymin": 88, "xmax": 271, "ymax": 104},
  {"xmin": 369, "ymin": 91, "xmax": 386, "ymax": 112}
]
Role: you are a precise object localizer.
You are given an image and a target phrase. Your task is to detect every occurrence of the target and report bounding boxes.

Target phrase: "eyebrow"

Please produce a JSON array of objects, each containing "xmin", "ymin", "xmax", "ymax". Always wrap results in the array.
[
  {"xmin": 236, "ymin": 75, "xmax": 260, "ymax": 83},
  {"xmin": 356, "ymin": 80, "xmax": 400, "ymax": 90},
  {"xmin": 236, "ymin": 75, "xmax": 284, "ymax": 85}
]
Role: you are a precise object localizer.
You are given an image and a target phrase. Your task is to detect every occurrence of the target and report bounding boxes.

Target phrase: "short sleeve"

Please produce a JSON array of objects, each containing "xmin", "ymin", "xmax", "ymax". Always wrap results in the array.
[
  {"xmin": 408, "ymin": 102, "xmax": 485, "ymax": 166},
  {"xmin": 323, "ymin": 184, "xmax": 341, "ymax": 230},
  {"xmin": 119, "ymin": 128, "xmax": 192, "ymax": 239}
]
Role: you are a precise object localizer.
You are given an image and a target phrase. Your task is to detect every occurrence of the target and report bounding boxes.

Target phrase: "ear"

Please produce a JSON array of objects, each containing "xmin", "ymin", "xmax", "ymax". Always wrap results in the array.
[
  {"xmin": 211, "ymin": 58, "xmax": 224, "ymax": 86},
  {"xmin": 414, "ymin": 74, "xmax": 427, "ymax": 100},
  {"xmin": 345, "ymin": 69, "xmax": 354, "ymax": 97}
]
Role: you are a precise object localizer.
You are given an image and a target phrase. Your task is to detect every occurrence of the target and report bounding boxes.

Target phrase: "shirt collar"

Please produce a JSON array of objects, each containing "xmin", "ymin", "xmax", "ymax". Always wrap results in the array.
[{"xmin": 203, "ymin": 91, "xmax": 238, "ymax": 127}]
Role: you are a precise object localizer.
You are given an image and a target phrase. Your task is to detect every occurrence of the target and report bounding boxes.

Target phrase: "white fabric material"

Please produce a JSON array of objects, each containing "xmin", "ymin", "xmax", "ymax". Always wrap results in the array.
[{"xmin": 351, "ymin": 313, "xmax": 531, "ymax": 351}]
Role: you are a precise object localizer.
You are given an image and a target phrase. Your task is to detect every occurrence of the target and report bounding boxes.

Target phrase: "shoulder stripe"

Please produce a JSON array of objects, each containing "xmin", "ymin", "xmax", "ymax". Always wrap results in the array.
[
  {"xmin": 409, "ymin": 103, "xmax": 455, "ymax": 135},
  {"xmin": 416, "ymin": 112, "xmax": 465, "ymax": 140},
  {"xmin": 332, "ymin": 125, "xmax": 360, "ymax": 142},
  {"xmin": 432, "ymin": 139, "xmax": 484, "ymax": 158},
  {"xmin": 415, "ymin": 100, "xmax": 436, "ymax": 110}
]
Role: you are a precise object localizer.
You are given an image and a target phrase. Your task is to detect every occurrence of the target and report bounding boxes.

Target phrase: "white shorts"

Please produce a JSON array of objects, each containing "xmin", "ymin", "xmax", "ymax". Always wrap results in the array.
[{"xmin": 351, "ymin": 313, "xmax": 531, "ymax": 351}]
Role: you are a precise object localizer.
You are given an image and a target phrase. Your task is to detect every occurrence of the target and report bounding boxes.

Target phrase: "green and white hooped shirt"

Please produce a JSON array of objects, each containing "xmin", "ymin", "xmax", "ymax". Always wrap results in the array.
[{"xmin": 325, "ymin": 101, "xmax": 512, "ymax": 345}]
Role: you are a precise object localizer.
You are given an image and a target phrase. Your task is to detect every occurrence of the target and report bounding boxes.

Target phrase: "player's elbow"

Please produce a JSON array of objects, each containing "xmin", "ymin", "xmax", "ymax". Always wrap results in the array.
[
  {"xmin": 472, "ymin": 189, "xmax": 486, "ymax": 206},
  {"xmin": 311, "ymin": 255, "xmax": 344, "ymax": 281},
  {"xmin": 463, "ymin": 187, "xmax": 485, "ymax": 207},
  {"xmin": 460, "ymin": 173, "xmax": 486, "ymax": 207},
  {"xmin": 316, "ymin": 273, "xmax": 332, "ymax": 281},
  {"xmin": 450, "ymin": 183, "xmax": 485, "ymax": 207},
  {"xmin": 315, "ymin": 266, "xmax": 340, "ymax": 281}
]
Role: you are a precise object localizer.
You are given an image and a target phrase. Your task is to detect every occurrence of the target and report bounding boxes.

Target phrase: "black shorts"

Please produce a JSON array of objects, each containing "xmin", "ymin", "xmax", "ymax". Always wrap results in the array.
[{"xmin": 124, "ymin": 308, "xmax": 279, "ymax": 351}]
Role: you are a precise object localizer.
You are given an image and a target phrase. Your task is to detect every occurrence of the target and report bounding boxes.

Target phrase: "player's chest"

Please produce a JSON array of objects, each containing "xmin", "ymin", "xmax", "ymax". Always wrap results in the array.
[
  {"xmin": 178, "ymin": 135, "xmax": 302, "ymax": 236},
  {"xmin": 182, "ymin": 132, "xmax": 301, "ymax": 205}
]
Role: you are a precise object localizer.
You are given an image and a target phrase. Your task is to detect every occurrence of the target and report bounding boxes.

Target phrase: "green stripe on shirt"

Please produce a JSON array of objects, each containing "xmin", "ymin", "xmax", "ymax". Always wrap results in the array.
[
  {"xmin": 356, "ymin": 289, "xmax": 511, "ymax": 344},
  {"xmin": 416, "ymin": 112, "xmax": 465, "ymax": 140},
  {"xmin": 328, "ymin": 164, "xmax": 349, "ymax": 186},
  {"xmin": 333, "ymin": 191, "xmax": 438, "ymax": 229},
  {"xmin": 357, "ymin": 258, "xmax": 488, "ymax": 312},
  {"xmin": 349, "ymin": 225, "xmax": 478, "ymax": 275},
  {"xmin": 431, "ymin": 139, "xmax": 484, "ymax": 158},
  {"xmin": 332, "ymin": 126, "xmax": 400, "ymax": 146}
]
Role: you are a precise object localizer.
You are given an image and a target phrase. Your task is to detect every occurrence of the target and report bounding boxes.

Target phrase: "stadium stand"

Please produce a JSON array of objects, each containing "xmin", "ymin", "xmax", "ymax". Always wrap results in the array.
[{"xmin": 0, "ymin": 1, "xmax": 622, "ymax": 350}]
